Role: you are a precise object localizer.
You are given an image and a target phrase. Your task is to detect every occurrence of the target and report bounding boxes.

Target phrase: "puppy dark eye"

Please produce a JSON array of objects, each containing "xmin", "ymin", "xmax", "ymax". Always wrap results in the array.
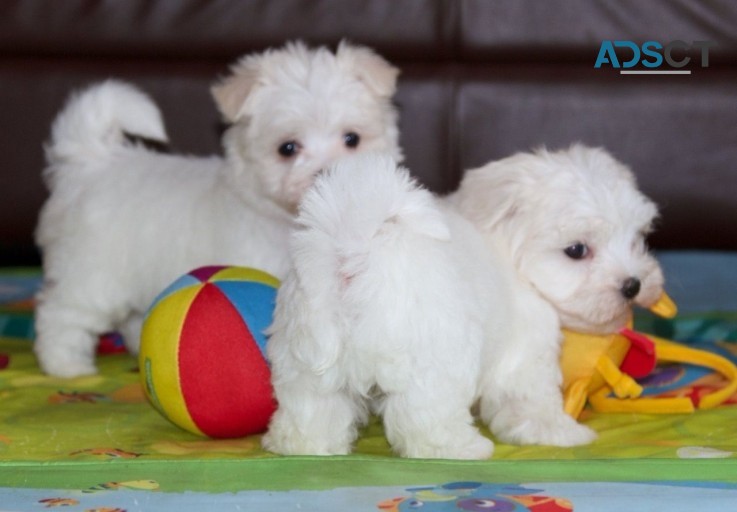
[
  {"xmin": 278, "ymin": 141, "xmax": 300, "ymax": 158},
  {"xmin": 564, "ymin": 242, "xmax": 589, "ymax": 260},
  {"xmin": 344, "ymin": 132, "xmax": 360, "ymax": 148}
]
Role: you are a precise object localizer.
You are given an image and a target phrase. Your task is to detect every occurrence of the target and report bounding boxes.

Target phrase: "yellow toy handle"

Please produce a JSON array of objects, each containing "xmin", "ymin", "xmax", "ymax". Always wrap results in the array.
[
  {"xmin": 564, "ymin": 378, "xmax": 591, "ymax": 417},
  {"xmin": 589, "ymin": 386, "xmax": 696, "ymax": 414},
  {"xmin": 651, "ymin": 336, "xmax": 737, "ymax": 409},
  {"xmin": 589, "ymin": 336, "xmax": 737, "ymax": 414},
  {"xmin": 595, "ymin": 356, "xmax": 643, "ymax": 398}
]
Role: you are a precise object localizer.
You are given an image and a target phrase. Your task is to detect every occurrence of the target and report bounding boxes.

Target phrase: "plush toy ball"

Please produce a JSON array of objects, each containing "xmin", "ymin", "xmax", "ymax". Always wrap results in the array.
[{"xmin": 139, "ymin": 265, "xmax": 279, "ymax": 438}]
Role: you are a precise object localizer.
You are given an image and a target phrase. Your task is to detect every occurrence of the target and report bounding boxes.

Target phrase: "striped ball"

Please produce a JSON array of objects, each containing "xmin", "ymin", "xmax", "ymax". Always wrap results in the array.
[{"xmin": 140, "ymin": 266, "xmax": 279, "ymax": 438}]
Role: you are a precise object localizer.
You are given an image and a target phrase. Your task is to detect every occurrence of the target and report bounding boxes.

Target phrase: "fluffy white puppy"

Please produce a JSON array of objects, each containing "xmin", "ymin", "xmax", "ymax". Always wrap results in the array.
[
  {"xmin": 35, "ymin": 41, "xmax": 402, "ymax": 377},
  {"xmin": 263, "ymin": 153, "xmax": 502, "ymax": 459},
  {"xmin": 449, "ymin": 144, "xmax": 664, "ymax": 447},
  {"xmin": 264, "ymin": 144, "xmax": 664, "ymax": 458}
]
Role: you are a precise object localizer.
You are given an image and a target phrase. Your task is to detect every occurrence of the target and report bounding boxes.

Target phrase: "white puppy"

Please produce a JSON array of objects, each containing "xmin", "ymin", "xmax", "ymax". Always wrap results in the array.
[
  {"xmin": 264, "ymin": 144, "xmax": 664, "ymax": 458},
  {"xmin": 263, "ymin": 153, "xmax": 501, "ymax": 459},
  {"xmin": 450, "ymin": 144, "xmax": 664, "ymax": 447},
  {"xmin": 34, "ymin": 41, "xmax": 402, "ymax": 377}
]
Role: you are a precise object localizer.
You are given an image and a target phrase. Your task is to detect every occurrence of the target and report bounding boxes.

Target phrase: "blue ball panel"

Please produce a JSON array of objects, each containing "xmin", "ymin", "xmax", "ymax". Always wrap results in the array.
[{"xmin": 213, "ymin": 281, "xmax": 277, "ymax": 357}]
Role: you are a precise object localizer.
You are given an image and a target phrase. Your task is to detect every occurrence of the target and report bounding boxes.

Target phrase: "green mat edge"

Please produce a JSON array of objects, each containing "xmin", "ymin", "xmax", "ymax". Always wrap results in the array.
[{"xmin": 2, "ymin": 456, "xmax": 735, "ymax": 493}]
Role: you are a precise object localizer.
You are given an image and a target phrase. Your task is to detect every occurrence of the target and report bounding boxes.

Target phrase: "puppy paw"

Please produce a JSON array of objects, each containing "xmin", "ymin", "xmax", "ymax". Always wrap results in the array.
[
  {"xmin": 398, "ymin": 428, "xmax": 494, "ymax": 460},
  {"xmin": 261, "ymin": 429, "xmax": 351, "ymax": 456},
  {"xmin": 53, "ymin": 361, "xmax": 99, "ymax": 379},
  {"xmin": 34, "ymin": 329, "xmax": 99, "ymax": 378},
  {"xmin": 447, "ymin": 432, "xmax": 495, "ymax": 460},
  {"xmin": 535, "ymin": 418, "xmax": 597, "ymax": 447},
  {"xmin": 261, "ymin": 410, "xmax": 354, "ymax": 456},
  {"xmin": 491, "ymin": 410, "xmax": 596, "ymax": 447},
  {"xmin": 37, "ymin": 353, "xmax": 98, "ymax": 378}
]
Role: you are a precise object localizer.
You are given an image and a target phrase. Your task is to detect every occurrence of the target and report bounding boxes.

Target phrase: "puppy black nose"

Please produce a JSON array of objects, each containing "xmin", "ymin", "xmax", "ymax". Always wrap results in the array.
[{"xmin": 621, "ymin": 277, "xmax": 641, "ymax": 299}]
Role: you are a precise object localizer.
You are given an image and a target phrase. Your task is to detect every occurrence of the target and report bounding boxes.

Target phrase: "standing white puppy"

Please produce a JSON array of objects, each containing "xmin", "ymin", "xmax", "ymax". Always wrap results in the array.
[
  {"xmin": 35, "ymin": 41, "xmax": 402, "ymax": 377},
  {"xmin": 263, "ymin": 153, "xmax": 501, "ymax": 459}
]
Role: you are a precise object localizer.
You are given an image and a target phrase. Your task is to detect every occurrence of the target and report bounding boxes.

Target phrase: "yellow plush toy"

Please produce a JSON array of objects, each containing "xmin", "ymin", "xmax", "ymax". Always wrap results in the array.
[{"xmin": 561, "ymin": 293, "xmax": 737, "ymax": 418}]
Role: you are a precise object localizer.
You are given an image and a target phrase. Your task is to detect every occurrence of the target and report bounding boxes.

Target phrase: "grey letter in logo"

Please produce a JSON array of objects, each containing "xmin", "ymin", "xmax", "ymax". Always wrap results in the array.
[
  {"xmin": 692, "ymin": 40, "xmax": 716, "ymax": 67},
  {"xmin": 664, "ymin": 40, "xmax": 691, "ymax": 68}
]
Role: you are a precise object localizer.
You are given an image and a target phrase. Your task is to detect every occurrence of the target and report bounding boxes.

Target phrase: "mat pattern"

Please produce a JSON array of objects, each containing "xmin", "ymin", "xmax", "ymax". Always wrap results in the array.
[{"xmin": 1, "ymin": 269, "xmax": 737, "ymax": 511}]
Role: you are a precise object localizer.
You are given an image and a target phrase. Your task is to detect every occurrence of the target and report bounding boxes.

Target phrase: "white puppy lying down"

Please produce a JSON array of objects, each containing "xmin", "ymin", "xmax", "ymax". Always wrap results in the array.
[
  {"xmin": 34, "ymin": 41, "xmax": 402, "ymax": 378},
  {"xmin": 449, "ymin": 144, "xmax": 664, "ymax": 448},
  {"xmin": 264, "ymin": 145, "xmax": 664, "ymax": 458}
]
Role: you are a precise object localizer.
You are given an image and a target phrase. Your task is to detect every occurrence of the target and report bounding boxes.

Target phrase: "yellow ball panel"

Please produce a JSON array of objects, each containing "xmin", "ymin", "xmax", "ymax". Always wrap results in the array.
[
  {"xmin": 211, "ymin": 266, "xmax": 280, "ymax": 288},
  {"xmin": 140, "ymin": 284, "xmax": 204, "ymax": 436}
]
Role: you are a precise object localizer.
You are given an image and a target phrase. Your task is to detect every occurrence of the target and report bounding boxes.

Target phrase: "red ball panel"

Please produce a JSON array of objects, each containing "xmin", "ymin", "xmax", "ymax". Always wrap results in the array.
[{"xmin": 178, "ymin": 283, "xmax": 276, "ymax": 438}]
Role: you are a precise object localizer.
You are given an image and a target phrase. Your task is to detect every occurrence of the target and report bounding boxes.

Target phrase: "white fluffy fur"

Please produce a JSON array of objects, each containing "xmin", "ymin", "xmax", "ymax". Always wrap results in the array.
[
  {"xmin": 263, "ymin": 153, "xmax": 502, "ymax": 459},
  {"xmin": 264, "ymin": 144, "xmax": 664, "ymax": 458},
  {"xmin": 34, "ymin": 41, "xmax": 402, "ymax": 377},
  {"xmin": 449, "ymin": 144, "xmax": 664, "ymax": 447}
]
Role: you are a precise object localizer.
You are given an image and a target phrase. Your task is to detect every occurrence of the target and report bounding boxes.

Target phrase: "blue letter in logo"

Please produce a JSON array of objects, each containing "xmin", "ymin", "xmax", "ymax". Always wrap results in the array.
[
  {"xmin": 614, "ymin": 41, "xmax": 641, "ymax": 68},
  {"xmin": 641, "ymin": 41, "xmax": 663, "ymax": 68},
  {"xmin": 594, "ymin": 40, "xmax": 619, "ymax": 68}
]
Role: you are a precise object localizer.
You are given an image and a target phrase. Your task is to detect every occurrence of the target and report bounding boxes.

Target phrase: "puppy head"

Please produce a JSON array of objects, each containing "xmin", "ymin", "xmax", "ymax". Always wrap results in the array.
[
  {"xmin": 456, "ymin": 144, "xmax": 664, "ymax": 333},
  {"xmin": 212, "ymin": 40, "xmax": 403, "ymax": 212}
]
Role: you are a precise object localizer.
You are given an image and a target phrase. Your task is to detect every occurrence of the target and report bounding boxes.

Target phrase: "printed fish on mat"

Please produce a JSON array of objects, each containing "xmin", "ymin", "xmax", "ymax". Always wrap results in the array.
[
  {"xmin": 38, "ymin": 498, "xmax": 80, "ymax": 507},
  {"xmin": 82, "ymin": 480, "xmax": 159, "ymax": 493}
]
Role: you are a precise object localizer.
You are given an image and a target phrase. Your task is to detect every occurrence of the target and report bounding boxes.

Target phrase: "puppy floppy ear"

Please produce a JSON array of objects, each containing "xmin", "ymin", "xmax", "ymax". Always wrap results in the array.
[
  {"xmin": 454, "ymin": 162, "xmax": 523, "ymax": 233},
  {"xmin": 211, "ymin": 55, "xmax": 264, "ymax": 123},
  {"xmin": 336, "ymin": 40, "xmax": 399, "ymax": 98}
]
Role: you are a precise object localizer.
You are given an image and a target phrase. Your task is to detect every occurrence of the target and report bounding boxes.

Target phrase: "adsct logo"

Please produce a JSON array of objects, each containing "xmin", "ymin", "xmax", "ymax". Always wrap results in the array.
[{"xmin": 595, "ymin": 40, "xmax": 715, "ymax": 74}]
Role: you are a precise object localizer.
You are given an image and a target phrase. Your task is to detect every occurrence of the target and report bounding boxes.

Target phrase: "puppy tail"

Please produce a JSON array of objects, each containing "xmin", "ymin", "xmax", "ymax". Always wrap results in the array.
[
  {"xmin": 297, "ymin": 152, "xmax": 450, "ymax": 247},
  {"xmin": 43, "ymin": 80, "xmax": 168, "ymax": 187},
  {"xmin": 283, "ymin": 153, "xmax": 451, "ymax": 372}
]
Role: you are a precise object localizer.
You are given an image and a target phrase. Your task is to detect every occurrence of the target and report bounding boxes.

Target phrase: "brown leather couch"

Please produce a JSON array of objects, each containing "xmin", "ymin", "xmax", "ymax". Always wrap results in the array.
[{"xmin": 2, "ymin": 0, "xmax": 736, "ymax": 266}]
